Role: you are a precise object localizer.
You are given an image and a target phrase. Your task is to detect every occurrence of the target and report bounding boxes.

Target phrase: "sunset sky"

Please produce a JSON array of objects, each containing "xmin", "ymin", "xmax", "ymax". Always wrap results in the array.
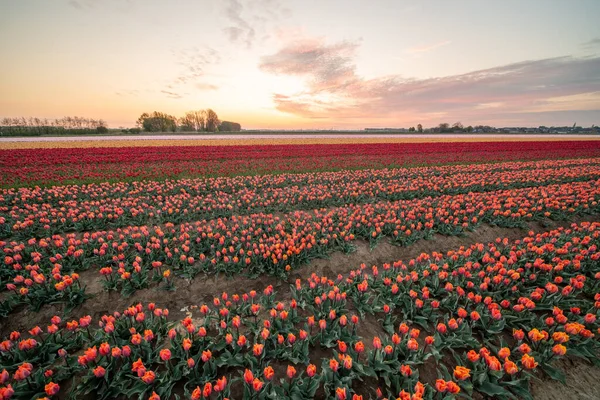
[{"xmin": 1, "ymin": 0, "xmax": 600, "ymax": 129}]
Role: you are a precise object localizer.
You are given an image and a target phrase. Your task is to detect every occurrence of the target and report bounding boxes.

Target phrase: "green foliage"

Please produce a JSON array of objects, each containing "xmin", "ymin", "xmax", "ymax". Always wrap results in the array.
[
  {"xmin": 137, "ymin": 112, "xmax": 178, "ymax": 132},
  {"xmin": 219, "ymin": 121, "xmax": 242, "ymax": 132}
]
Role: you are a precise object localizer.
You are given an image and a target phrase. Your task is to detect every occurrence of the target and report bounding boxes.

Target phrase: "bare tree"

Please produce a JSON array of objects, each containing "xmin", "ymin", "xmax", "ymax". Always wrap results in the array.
[
  {"xmin": 194, "ymin": 110, "xmax": 206, "ymax": 131},
  {"xmin": 179, "ymin": 110, "xmax": 208, "ymax": 132},
  {"xmin": 205, "ymin": 109, "xmax": 220, "ymax": 132}
]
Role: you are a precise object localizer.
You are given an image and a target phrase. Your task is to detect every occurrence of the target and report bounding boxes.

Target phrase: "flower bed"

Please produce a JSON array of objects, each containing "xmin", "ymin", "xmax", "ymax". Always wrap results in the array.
[{"xmin": 1, "ymin": 222, "xmax": 599, "ymax": 399}]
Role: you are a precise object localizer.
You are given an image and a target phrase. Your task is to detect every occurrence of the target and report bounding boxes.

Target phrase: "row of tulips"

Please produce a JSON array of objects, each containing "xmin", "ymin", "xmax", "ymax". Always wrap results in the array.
[
  {"xmin": 1, "ymin": 222, "xmax": 599, "ymax": 399},
  {"xmin": 2, "ymin": 141, "xmax": 600, "ymax": 187},
  {"xmin": 3, "ymin": 158, "xmax": 600, "ymax": 239},
  {"xmin": 2, "ymin": 177, "xmax": 600, "ymax": 316}
]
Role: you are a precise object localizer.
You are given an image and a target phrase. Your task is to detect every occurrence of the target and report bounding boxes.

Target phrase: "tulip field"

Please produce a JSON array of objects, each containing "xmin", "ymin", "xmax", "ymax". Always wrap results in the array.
[
  {"xmin": 2, "ymin": 140, "xmax": 600, "ymax": 187},
  {"xmin": 1, "ymin": 138, "xmax": 600, "ymax": 400}
]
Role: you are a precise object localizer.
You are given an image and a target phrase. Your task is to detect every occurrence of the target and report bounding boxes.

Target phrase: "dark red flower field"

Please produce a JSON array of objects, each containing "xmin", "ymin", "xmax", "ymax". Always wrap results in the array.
[{"xmin": 2, "ymin": 141, "xmax": 600, "ymax": 186}]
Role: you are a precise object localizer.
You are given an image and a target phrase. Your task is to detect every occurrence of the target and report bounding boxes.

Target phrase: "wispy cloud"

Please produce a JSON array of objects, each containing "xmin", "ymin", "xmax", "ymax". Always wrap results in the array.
[
  {"xmin": 529, "ymin": 91, "xmax": 600, "ymax": 112},
  {"xmin": 260, "ymin": 37, "xmax": 600, "ymax": 124},
  {"xmin": 474, "ymin": 102, "xmax": 504, "ymax": 109},
  {"xmin": 115, "ymin": 89, "xmax": 140, "ymax": 97},
  {"xmin": 173, "ymin": 47, "xmax": 221, "ymax": 85},
  {"xmin": 223, "ymin": 0, "xmax": 256, "ymax": 48},
  {"xmin": 406, "ymin": 40, "xmax": 451, "ymax": 54},
  {"xmin": 153, "ymin": 47, "xmax": 222, "ymax": 99},
  {"xmin": 582, "ymin": 37, "xmax": 600, "ymax": 49},
  {"xmin": 222, "ymin": 0, "xmax": 291, "ymax": 48},
  {"xmin": 195, "ymin": 83, "xmax": 219, "ymax": 91},
  {"xmin": 160, "ymin": 90, "xmax": 184, "ymax": 99}
]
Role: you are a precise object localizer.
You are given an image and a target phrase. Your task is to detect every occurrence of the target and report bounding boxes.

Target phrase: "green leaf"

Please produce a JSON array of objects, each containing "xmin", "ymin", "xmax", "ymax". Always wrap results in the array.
[
  {"xmin": 541, "ymin": 364, "xmax": 566, "ymax": 384},
  {"xmin": 354, "ymin": 362, "xmax": 376, "ymax": 377},
  {"xmin": 502, "ymin": 380, "xmax": 533, "ymax": 400},
  {"xmin": 438, "ymin": 363, "xmax": 451, "ymax": 381},
  {"xmin": 478, "ymin": 381, "xmax": 513, "ymax": 398}
]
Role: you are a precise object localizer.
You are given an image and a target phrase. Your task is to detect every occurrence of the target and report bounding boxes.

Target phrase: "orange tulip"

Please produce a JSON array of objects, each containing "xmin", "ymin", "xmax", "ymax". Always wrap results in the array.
[
  {"xmin": 45, "ymin": 382, "xmax": 60, "ymax": 396},
  {"xmin": 330, "ymin": 358, "xmax": 339, "ymax": 372},
  {"xmin": 336, "ymin": 387, "xmax": 347, "ymax": 400},
  {"xmin": 252, "ymin": 378, "xmax": 264, "ymax": 392},
  {"xmin": 264, "ymin": 366, "xmax": 274, "ymax": 380},
  {"xmin": 243, "ymin": 369, "xmax": 254, "ymax": 384},
  {"xmin": 498, "ymin": 347, "xmax": 510, "ymax": 360},
  {"xmin": 504, "ymin": 359, "xmax": 519, "ymax": 375},
  {"xmin": 446, "ymin": 381, "xmax": 460, "ymax": 394},
  {"xmin": 521, "ymin": 354, "xmax": 538, "ymax": 369},
  {"xmin": 435, "ymin": 379, "xmax": 447, "ymax": 392},
  {"xmin": 453, "ymin": 366, "xmax": 470, "ymax": 381},
  {"xmin": 287, "ymin": 365, "xmax": 296, "ymax": 379},
  {"xmin": 552, "ymin": 344, "xmax": 567, "ymax": 356}
]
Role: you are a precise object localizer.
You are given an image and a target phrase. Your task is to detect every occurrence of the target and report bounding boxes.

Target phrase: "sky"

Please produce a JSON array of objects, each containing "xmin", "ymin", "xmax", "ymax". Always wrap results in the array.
[{"xmin": 1, "ymin": 0, "xmax": 600, "ymax": 129}]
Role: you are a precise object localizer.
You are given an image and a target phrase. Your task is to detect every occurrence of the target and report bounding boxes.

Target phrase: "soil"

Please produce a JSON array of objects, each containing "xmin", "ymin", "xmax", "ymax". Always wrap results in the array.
[
  {"xmin": 531, "ymin": 358, "xmax": 600, "ymax": 400},
  {"xmin": 2, "ymin": 215, "xmax": 600, "ymax": 399}
]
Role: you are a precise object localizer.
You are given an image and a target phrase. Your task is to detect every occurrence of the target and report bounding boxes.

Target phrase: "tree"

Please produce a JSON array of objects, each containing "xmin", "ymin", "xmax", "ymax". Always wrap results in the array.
[
  {"xmin": 136, "ymin": 113, "xmax": 150, "ymax": 128},
  {"xmin": 205, "ymin": 109, "xmax": 220, "ymax": 132},
  {"xmin": 178, "ymin": 113, "xmax": 196, "ymax": 132},
  {"xmin": 417, "ymin": 124, "xmax": 423, "ymax": 133},
  {"xmin": 137, "ymin": 111, "xmax": 178, "ymax": 132},
  {"xmin": 179, "ymin": 110, "xmax": 207, "ymax": 132},
  {"xmin": 408, "ymin": 126, "xmax": 415, "ymax": 132},
  {"xmin": 438, "ymin": 123, "xmax": 450, "ymax": 133},
  {"xmin": 452, "ymin": 122, "xmax": 464, "ymax": 132},
  {"xmin": 1, "ymin": 115, "xmax": 108, "ymax": 136},
  {"xmin": 219, "ymin": 121, "xmax": 242, "ymax": 132},
  {"xmin": 194, "ymin": 110, "xmax": 207, "ymax": 131}
]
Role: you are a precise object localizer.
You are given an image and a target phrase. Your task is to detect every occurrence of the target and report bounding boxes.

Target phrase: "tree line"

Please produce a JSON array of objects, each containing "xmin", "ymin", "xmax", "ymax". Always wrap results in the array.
[
  {"xmin": 0, "ymin": 116, "xmax": 108, "ymax": 136},
  {"xmin": 405, "ymin": 122, "xmax": 474, "ymax": 133},
  {"xmin": 136, "ymin": 109, "xmax": 241, "ymax": 133},
  {"xmin": 0, "ymin": 109, "xmax": 243, "ymax": 136}
]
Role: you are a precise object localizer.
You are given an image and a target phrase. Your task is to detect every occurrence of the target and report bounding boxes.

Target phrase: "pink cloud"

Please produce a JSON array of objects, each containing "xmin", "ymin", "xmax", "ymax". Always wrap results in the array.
[
  {"xmin": 259, "ymin": 38, "xmax": 600, "ymax": 126},
  {"xmin": 260, "ymin": 38, "xmax": 359, "ymax": 92}
]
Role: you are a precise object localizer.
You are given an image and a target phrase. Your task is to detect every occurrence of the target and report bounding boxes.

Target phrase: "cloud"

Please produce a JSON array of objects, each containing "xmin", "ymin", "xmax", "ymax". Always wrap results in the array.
[
  {"xmin": 173, "ymin": 46, "xmax": 221, "ymax": 84},
  {"xmin": 222, "ymin": 0, "xmax": 255, "ymax": 47},
  {"xmin": 406, "ymin": 40, "xmax": 451, "ymax": 54},
  {"xmin": 528, "ymin": 91, "xmax": 600, "ymax": 112},
  {"xmin": 583, "ymin": 37, "xmax": 600, "ymax": 49},
  {"xmin": 195, "ymin": 83, "xmax": 219, "ymax": 91},
  {"xmin": 115, "ymin": 46, "xmax": 220, "ymax": 100},
  {"xmin": 156, "ymin": 47, "xmax": 221, "ymax": 98},
  {"xmin": 115, "ymin": 89, "xmax": 140, "ymax": 97},
  {"xmin": 260, "ymin": 37, "xmax": 600, "ymax": 125},
  {"xmin": 221, "ymin": 0, "xmax": 291, "ymax": 48},
  {"xmin": 160, "ymin": 90, "xmax": 184, "ymax": 99},
  {"xmin": 260, "ymin": 38, "xmax": 359, "ymax": 92}
]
